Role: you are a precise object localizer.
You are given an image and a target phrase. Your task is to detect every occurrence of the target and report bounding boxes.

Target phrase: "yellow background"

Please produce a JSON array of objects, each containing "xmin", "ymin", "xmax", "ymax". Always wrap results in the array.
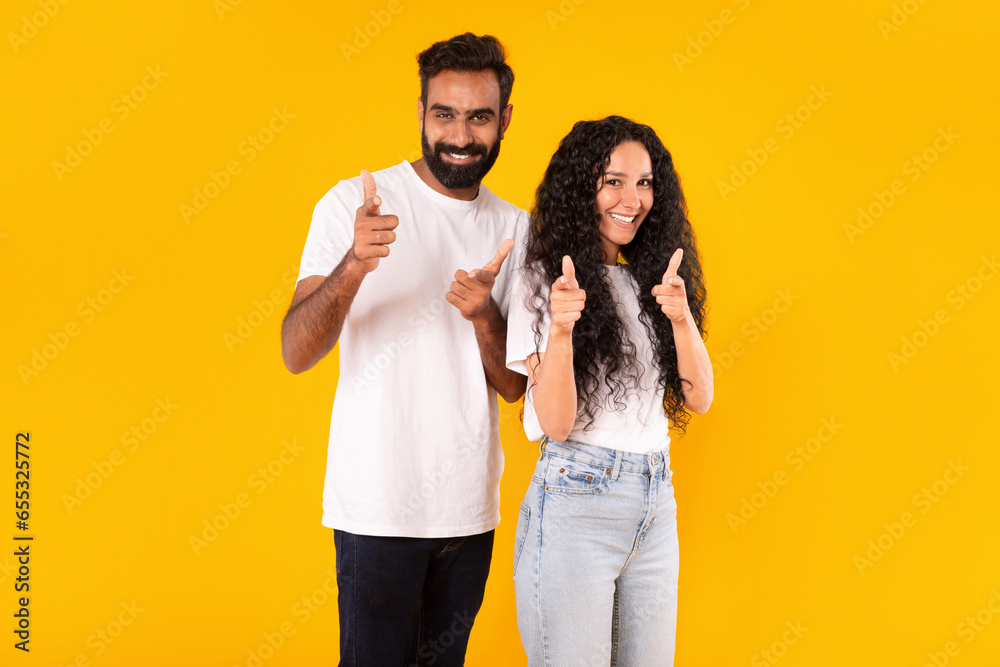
[{"xmin": 4, "ymin": 0, "xmax": 999, "ymax": 664}]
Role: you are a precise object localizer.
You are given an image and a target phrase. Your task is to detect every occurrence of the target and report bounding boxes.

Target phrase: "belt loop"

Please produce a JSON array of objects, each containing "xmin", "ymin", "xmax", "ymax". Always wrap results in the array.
[
  {"xmin": 539, "ymin": 436, "xmax": 547, "ymax": 457},
  {"xmin": 610, "ymin": 450, "xmax": 623, "ymax": 482}
]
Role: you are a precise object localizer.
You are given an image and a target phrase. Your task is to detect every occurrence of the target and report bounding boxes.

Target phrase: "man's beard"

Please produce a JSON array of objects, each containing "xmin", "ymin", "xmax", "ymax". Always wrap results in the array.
[{"xmin": 421, "ymin": 132, "xmax": 502, "ymax": 190}]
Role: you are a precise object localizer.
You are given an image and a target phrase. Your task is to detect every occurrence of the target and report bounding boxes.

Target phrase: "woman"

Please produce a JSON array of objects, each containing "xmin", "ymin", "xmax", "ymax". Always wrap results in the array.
[{"xmin": 506, "ymin": 116, "xmax": 713, "ymax": 665}]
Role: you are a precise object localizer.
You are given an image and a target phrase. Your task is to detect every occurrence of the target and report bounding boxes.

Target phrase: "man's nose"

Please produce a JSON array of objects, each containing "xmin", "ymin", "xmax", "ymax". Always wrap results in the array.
[{"xmin": 452, "ymin": 121, "xmax": 472, "ymax": 147}]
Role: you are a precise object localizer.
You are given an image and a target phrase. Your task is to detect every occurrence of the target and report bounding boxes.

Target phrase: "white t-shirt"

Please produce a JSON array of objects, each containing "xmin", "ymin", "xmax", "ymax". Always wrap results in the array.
[
  {"xmin": 296, "ymin": 161, "xmax": 527, "ymax": 538},
  {"xmin": 505, "ymin": 227, "xmax": 672, "ymax": 454}
]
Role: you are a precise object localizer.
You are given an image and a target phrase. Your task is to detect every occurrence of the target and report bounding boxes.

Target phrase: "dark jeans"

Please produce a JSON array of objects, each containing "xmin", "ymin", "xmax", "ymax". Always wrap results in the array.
[{"xmin": 333, "ymin": 528, "xmax": 495, "ymax": 667}]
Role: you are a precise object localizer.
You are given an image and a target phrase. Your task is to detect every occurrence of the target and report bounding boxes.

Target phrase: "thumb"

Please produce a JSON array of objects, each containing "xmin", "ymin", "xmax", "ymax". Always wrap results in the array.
[
  {"xmin": 482, "ymin": 238, "xmax": 514, "ymax": 275},
  {"xmin": 662, "ymin": 248, "xmax": 683, "ymax": 283},
  {"xmin": 361, "ymin": 169, "xmax": 381, "ymax": 215},
  {"xmin": 561, "ymin": 255, "xmax": 578, "ymax": 289}
]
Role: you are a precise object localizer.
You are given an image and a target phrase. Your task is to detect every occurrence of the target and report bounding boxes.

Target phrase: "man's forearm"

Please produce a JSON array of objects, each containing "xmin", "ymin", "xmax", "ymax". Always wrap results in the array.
[
  {"xmin": 472, "ymin": 301, "xmax": 527, "ymax": 403},
  {"xmin": 281, "ymin": 251, "xmax": 367, "ymax": 374}
]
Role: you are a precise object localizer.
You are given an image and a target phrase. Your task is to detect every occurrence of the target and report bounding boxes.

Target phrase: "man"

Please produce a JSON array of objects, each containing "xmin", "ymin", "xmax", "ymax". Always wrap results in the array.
[{"xmin": 281, "ymin": 33, "xmax": 527, "ymax": 666}]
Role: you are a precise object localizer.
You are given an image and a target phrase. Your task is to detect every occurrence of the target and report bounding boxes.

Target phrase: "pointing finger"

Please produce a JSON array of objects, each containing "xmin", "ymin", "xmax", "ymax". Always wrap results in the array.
[
  {"xmin": 482, "ymin": 238, "xmax": 514, "ymax": 275},
  {"xmin": 662, "ymin": 248, "xmax": 683, "ymax": 281},
  {"xmin": 361, "ymin": 169, "xmax": 381, "ymax": 215},
  {"xmin": 561, "ymin": 255, "xmax": 577, "ymax": 289}
]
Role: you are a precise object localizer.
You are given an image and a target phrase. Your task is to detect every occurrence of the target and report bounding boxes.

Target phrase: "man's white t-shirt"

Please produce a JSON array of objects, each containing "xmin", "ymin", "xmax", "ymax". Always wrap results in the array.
[
  {"xmin": 296, "ymin": 161, "xmax": 527, "ymax": 538},
  {"xmin": 505, "ymin": 227, "xmax": 672, "ymax": 455}
]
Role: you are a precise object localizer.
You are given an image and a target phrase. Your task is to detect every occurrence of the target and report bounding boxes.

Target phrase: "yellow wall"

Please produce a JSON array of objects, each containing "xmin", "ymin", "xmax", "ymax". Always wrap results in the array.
[{"xmin": 4, "ymin": 0, "xmax": 999, "ymax": 664}]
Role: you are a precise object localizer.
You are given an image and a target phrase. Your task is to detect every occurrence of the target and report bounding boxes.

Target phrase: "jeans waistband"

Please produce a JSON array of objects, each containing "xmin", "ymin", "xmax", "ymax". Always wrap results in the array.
[{"xmin": 540, "ymin": 437, "xmax": 670, "ymax": 477}]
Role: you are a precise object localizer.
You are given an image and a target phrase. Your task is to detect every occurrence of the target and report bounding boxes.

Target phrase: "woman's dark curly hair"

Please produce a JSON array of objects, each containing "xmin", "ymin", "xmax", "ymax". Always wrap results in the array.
[{"xmin": 524, "ymin": 115, "xmax": 708, "ymax": 435}]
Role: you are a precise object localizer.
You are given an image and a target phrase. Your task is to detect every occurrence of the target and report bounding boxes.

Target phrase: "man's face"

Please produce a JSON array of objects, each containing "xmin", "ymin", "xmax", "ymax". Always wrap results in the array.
[{"xmin": 418, "ymin": 69, "xmax": 511, "ymax": 191}]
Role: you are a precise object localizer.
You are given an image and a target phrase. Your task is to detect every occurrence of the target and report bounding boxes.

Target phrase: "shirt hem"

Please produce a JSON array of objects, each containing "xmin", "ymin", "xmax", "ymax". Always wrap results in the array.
[{"xmin": 321, "ymin": 514, "xmax": 501, "ymax": 539}]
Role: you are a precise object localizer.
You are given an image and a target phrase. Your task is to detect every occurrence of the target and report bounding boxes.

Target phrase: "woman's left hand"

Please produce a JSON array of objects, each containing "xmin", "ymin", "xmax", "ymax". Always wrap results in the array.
[{"xmin": 652, "ymin": 248, "xmax": 691, "ymax": 324}]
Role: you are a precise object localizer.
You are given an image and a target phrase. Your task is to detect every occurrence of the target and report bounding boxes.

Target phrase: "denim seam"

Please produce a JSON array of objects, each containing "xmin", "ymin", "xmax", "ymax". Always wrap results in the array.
[
  {"xmin": 351, "ymin": 533, "xmax": 358, "ymax": 664},
  {"xmin": 537, "ymin": 459, "xmax": 551, "ymax": 666}
]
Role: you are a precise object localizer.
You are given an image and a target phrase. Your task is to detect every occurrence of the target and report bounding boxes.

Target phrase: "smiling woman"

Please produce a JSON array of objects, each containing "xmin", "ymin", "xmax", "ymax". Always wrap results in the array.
[{"xmin": 505, "ymin": 115, "xmax": 713, "ymax": 665}]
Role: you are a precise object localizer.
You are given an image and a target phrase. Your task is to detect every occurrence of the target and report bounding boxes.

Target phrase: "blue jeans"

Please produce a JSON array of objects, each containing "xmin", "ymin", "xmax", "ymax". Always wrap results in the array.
[
  {"xmin": 333, "ymin": 529, "xmax": 494, "ymax": 666},
  {"xmin": 513, "ymin": 439, "xmax": 679, "ymax": 666}
]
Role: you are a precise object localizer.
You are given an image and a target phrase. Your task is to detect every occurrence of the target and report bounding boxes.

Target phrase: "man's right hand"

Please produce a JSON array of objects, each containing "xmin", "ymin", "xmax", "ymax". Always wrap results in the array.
[{"xmin": 351, "ymin": 169, "xmax": 399, "ymax": 273}]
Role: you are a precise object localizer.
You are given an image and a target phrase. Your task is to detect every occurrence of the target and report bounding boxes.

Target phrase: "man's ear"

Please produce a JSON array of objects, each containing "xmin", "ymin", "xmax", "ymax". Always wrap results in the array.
[
  {"xmin": 417, "ymin": 97, "xmax": 425, "ymax": 134},
  {"xmin": 499, "ymin": 103, "xmax": 513, "ymax": 140}
]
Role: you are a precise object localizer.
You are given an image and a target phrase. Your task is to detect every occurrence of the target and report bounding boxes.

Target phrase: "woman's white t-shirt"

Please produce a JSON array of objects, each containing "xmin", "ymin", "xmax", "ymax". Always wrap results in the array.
[{"xmin": 506, "ymin": 238, "xmax": 672, "ymax": 454}]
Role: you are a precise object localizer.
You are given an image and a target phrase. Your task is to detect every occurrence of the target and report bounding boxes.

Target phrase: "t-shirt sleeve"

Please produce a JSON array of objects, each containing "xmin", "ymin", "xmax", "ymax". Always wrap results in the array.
[
  {"xmin": 505, "ymin": 220, "xmax": 551, "ymax": 377},
  {"xmin": 491, "ymin": 207, "xmax": 529, "ymax": 319},
  {"xmin": 296, "ymin": 179, "xmax": 361, "ymax": 284}
]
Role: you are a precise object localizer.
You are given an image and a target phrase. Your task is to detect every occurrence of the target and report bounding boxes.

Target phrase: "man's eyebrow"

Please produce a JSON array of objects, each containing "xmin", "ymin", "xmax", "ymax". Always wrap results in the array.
[{"xmin": 429, "ymin": 103, "xmax": 496, "ymax": 117}]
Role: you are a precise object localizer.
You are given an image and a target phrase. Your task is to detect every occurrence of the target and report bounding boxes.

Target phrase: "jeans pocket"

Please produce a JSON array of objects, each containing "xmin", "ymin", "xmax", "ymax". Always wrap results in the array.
[
  {"xmin": 513, "ymin": 502, "xmax": 531, "ymax": 574},
  {"xmin": 542, "ymin": 457, "xmax": 609, "ymax": 495}
]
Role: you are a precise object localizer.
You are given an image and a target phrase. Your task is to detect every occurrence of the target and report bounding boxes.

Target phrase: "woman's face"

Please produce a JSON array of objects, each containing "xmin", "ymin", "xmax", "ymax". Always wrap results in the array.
[{"xmin": 595, "ymin": 140, "xmax": 654, "ymax": 265}]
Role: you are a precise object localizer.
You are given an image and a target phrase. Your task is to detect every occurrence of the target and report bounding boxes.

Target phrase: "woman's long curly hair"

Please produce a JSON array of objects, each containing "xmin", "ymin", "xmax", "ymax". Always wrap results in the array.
[{"xmin": 524, "ymin": 116, "xmax": 708, "ymax": 435}]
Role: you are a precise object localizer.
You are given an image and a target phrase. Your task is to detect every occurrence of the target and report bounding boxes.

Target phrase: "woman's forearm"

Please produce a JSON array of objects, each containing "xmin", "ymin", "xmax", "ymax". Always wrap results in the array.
[
  {"xmin": 672, "ymin": 314, "xmax": 714, "ymax": 414},
  {"xmin": 528, "ymin": 329, "xmax": 578, "ymax": 442}
]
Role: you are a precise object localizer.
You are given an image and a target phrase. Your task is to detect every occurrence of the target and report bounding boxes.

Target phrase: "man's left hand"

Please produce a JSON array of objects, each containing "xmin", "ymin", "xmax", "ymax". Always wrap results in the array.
[{"xmin": 446, "ymin": 239, "xmax": 514, "ymax": 323}]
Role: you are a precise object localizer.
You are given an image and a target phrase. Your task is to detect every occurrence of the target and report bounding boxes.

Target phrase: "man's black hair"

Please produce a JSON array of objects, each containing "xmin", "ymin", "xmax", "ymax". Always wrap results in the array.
[{"xmin": 417, "ymin": 33, "xmax": 514, "ymax": 111}]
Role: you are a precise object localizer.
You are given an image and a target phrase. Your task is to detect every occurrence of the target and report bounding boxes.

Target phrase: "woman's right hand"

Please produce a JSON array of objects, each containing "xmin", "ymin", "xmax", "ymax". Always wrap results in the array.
[{"xmin": 549, "ymin": 255, "xmax": 586, "ymax": 335}]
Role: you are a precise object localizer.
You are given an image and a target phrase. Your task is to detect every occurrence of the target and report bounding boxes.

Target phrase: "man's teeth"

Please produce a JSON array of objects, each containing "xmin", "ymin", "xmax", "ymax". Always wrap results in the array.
[
  {"xmin": 449, "ymin": 153, "xmax": 472, "ymax": 160},
  {"xmin": 610, "ymin": 213, "xmax": 635, "ymax": 223}
]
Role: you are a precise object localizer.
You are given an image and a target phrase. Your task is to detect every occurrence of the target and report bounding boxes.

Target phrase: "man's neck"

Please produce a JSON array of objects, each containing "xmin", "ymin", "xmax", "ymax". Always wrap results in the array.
[{"xmin": 410, "ymin": 158, "xmax": 480, "ymax": 201}]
